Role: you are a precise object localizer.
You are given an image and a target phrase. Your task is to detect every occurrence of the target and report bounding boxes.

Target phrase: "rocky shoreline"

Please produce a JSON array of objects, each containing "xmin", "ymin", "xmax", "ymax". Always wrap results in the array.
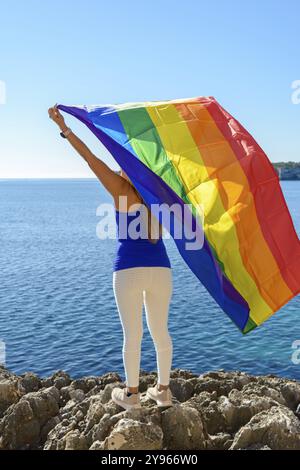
[{"xmin": 1, "ymin": 366, "xmax": 300, "ymax": 450}]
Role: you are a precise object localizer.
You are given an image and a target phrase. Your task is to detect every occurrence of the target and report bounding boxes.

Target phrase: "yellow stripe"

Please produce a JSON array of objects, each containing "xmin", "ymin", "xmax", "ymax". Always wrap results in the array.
[
  {"xmin": 146, "ymin": 103, "xmax": 272, "ymax": 324},
  {"xmin": 174, "ymin": 101, "xmax": 292, "ymax": 323}
]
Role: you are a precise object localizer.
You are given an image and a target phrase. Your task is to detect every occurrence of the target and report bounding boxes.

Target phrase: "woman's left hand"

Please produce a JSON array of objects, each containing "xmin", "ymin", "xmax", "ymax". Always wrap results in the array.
[{"xmin": 48, "ymin": 105, "xmax": 66, "ymax": 129}]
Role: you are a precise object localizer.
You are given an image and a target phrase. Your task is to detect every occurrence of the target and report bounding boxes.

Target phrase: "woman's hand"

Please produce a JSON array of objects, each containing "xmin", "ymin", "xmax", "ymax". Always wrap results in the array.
[
  {"xmin": 47, "ymin": 103, "xmax": 129, "ymax": 202},
  {"xmin": 48, "ymin": 105, "xmax": 66, "ymax": 130}
]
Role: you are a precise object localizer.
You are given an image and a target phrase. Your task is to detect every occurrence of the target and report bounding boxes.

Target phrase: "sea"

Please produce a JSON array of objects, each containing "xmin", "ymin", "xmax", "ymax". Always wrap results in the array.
[{"xmin": 0, "ymin": 179, "xmax": 299, "ymax": 380}]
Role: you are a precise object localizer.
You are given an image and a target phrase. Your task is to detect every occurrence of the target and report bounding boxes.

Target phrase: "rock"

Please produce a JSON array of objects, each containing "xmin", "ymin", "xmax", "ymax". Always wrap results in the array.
[
  {"xmin": 280, "ymin": 382, "xmax": 300, "ymax": 410},
  {"xmin": 161, "ymin": 404, "xmax": 207, "ymax": 449},
  {"xmin": 85, "ymin": 399, "xmax": 106, "ymax": 430},
  {"xmin": 25, "ymin": 387, "xmax": 60, "ymax": 426},
  {"xmin": 64, "ymin": 430, "xmax": 88, "ymax": 450},
  {"xmin": 86, "ymin": 385, "xmax": 104, "ymax": 398},
  {"xmin": 40, "ymin": 416, "xmax": 61, "ymax": 442},
  {"xmin": 86, "ymin": 378, "xmax": 98, "ymax": 390},
  {"xmin": 193, "ymin": 370, "xmax": 252, "ymax": 397},
  {"xmin": 44, "ymin": 424, "xmax": 89, "ymax": 450},
  {"xmin": 54, "ymin": 377, "xmax": 69, "ymax": 390},
  {"xmin": 185, "ymin": 393, "xmax": 226, "ymax": 435},
  {"xmin": 139, "ymin": 374, "xmax": 157, "ymax": 393},
  {"xmin": 101, "ymin": 383, "xmax": 123, "ymax": 404},
  {"xmin": 230, "ymin": 405, "xmax": 300, "ymax": 450},
  {"xmin": 208, "ymin": 432, "xmax": 233, "ymax": 450},
  {"xmin": 41, "ymin": 370, "xmax": 71, "ymax": 389},
  {"xmin": 169, "ymin": 378, "xmax": 194, "ymax": 402},
  {"xmin": 69, "ymin": 389, "xmax": 85, "ymax": 402},
  {"xmin": 170, "ymin": 368, "xmax": 199, "ymax": 380},
  {"xmin": 20, "ymin": 372, "xmax": 41, "ymax": 393},
  {"xmin": 217, "ymin": 389, "xmax": 279, "ymax": 433},
  {"xmin": 185, "ymin": 382, "xmax": 286, "ymax": 436},
  {"xmin": 0, "ymin": 367, "xmax": 21, "ymax": 383},
  {"xmin": 0, "ymin": 378, "xmax": 23, "ymax": 416},
  {"xmin": 88, "ymin": 413, "xmax": 114, "ymax": 443},
  {"xmin": 0, "ymin": 400, "xmax": 39, "ymax": 449},
  {"xmin": 71, "ymin": 378, "xmax": 92, "ymax": 393},
  {"xmin": 100, "ymin": 418, "xmax": 163, "ymax": 450},
  {"xmin": 44, "ymin": 418, "xmax": 78, "ymax": 450},
  {"xmin": 240, "ymin": 382, "xmax": 286, "ymax": 405},
  {"xmin": 89, "ymin": 440, "xmax": 103, "ymax": 450},
  {"xmin": 98, "ymin": 372, "xmax": 122, "ymax": 387},
  {"xmin": 0, "ymin": 387, "xmax": 59, "ymax": 449},
  {"xmin": 60, "ymin": 386, "xmax": 71, "ymax": 404},
  {"xmin": 0, "ymin": 366, "xmax": 299, "ymax": 451}
]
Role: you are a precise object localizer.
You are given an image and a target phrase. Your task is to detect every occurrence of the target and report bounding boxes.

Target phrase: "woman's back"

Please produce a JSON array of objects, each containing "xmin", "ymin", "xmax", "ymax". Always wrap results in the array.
[{"xmin": 113, "ymin": 205, "xmax": 171, "ymax": 272}]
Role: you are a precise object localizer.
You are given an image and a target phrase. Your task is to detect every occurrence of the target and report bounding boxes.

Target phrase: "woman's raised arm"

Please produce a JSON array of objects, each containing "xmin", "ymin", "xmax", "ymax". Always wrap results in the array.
[{"xmin": 48, "ymin": 105, "xmax": 130, "ymax": 203}]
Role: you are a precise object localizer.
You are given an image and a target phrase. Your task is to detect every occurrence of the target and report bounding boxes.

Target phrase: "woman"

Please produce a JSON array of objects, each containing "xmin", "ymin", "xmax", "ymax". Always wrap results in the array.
[{"xmin": 48, "ymin": 105, "xmax": 174, "ymax": 410}]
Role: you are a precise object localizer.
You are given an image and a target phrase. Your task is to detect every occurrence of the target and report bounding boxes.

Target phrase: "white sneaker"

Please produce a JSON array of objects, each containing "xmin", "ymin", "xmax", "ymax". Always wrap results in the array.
[
  {"xmin": 146, "ymin": 383, "xmax": 173, "ymax": 407},
  {"xmin": 111, "ymin": 386, "xmax": 142, "ymax": 410}
]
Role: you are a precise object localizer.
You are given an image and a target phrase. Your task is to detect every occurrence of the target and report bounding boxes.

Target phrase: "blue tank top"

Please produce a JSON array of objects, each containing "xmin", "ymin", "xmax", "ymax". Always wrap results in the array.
[{"xmin": 113, "ymin": 206, "xmax": 171, "ymax": 272}]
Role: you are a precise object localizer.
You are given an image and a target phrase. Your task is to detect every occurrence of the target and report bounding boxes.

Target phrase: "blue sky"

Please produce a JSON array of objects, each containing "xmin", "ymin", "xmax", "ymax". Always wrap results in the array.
[{"xmin": 0, "ymin": 0, "xmax": 299, "ymax": 177}]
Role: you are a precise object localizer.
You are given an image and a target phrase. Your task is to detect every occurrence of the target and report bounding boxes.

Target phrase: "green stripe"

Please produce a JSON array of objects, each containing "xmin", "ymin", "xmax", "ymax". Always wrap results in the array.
[
  {"xmin": 117, "ymin": 106, "xmax": 227, "ymax": 274},
  {"xmin": 117, "ymin": 106, "xmax": 186, "ymax": 199},
  {"xmin": 242, "ymin": 317, "xmax": 258, "ymax": 334}
]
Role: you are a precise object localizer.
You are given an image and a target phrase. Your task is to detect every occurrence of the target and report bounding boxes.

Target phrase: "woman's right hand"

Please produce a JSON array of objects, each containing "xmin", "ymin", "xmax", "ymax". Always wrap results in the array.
[{"xmin": 48, "ymin": 105, "xmax": 66, "ymax": 129}]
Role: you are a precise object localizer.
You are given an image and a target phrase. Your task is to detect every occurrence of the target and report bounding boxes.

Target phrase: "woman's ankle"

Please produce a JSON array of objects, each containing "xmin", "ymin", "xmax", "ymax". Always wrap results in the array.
[
  {"xmin": 126, "ymin": 386, "xmax": 139, "ymax": 394},
  {"xmin": 157, "ymin": 382, "xmax": 169, "ymax": 391}
]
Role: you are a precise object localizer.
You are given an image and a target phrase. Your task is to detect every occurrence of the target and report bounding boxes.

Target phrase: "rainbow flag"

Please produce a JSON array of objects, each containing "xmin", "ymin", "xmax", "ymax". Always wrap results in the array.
[{"xmin": 57, "ymin": 97, "xmax": 300, "ymax": 334}]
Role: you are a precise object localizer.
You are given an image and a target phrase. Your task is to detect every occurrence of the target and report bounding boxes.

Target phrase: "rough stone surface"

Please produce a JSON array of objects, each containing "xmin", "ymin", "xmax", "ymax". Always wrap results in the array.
[
  {"xmin": 230, "ymin": 406, "xmax": 300, "ymax": 450},
  {"xmin": 99, "ymin": 418, "xmax": 163, "ymax": 450},
  {"xmin": 0, "ymin": 367, "xmax": 299, "ymax": 450},
  {"xmin": 161, "ymin": 405, "xmax": 207, "ymax": 449}
]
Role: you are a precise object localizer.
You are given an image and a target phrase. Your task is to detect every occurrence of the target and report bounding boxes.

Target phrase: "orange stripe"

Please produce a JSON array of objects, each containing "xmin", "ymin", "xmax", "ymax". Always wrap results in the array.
[
  {"xmin": 203, "ymin": 96, "xmax": 300, "ymax": 296},
  {"xmin": 146, "ymin": 102, "xmax": 272, "ymax": 324},
  {"xmin": 174, "ymin": 101, "xmax": 292, "ymax": 317}
]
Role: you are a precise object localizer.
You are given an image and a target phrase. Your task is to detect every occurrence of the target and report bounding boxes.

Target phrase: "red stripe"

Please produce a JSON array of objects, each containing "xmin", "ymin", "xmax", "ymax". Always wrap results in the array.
[{"xmin": 200, "ymin": 97, "xmax": 300, "ymax": 295}]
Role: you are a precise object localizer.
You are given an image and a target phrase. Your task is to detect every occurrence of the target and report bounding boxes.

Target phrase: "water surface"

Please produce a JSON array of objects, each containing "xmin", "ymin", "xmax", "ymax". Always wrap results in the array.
[{"xmin": 0, "ymin": 179, "xmax": 299, "ymax": 380}]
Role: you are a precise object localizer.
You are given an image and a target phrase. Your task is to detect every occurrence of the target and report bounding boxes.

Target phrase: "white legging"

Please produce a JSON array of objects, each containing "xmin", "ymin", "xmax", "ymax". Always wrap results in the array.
[{"xmin": 113, "ymin": 266, "xmax": 173, "ymax": 388}]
